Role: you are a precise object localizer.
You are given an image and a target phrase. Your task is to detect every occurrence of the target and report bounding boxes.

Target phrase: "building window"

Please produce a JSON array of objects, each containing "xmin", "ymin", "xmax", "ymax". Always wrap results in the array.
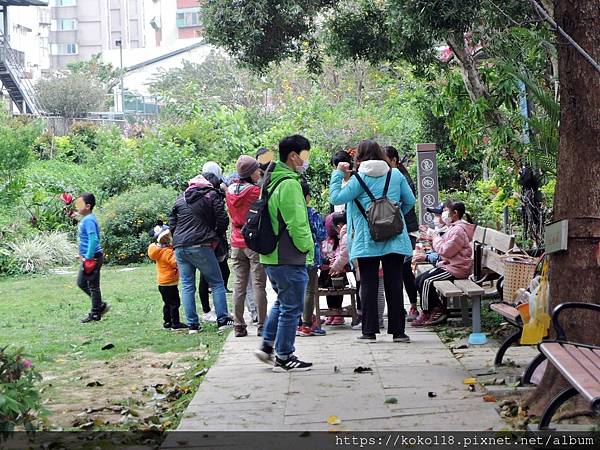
[
  {"xmin": 51, "ymin": 43, "xmax": 78, "ymax": 55},
  {"xmin": 176, "ymin": 8, "xmax": 201, "ymax": 28},
  {"xmin": 52, "ymin": 19, "xmax": 77, "ymax": 31}
]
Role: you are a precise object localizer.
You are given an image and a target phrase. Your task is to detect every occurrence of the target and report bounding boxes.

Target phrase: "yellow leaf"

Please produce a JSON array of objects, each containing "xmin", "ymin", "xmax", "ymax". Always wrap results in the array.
[
  {"xmin": 463, "ymin": 377, "xmax": 477, "ymax": 385},
  {"xmin": 326, "ymin": 415, "xmax": 341, "ymax": 425}
]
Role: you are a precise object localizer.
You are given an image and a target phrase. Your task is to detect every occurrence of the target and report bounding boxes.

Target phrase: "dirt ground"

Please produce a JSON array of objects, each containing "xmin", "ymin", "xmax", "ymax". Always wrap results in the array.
[{"xmin": 41, "ymin": 350, "xmax": 207, "ymax": 430}]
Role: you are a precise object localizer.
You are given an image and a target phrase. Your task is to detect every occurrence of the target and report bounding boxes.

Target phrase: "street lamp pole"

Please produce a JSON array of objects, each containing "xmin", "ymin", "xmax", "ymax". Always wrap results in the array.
[{"xmin": 115, "ymin": 39, "xmax": 124, "ymax": 114}]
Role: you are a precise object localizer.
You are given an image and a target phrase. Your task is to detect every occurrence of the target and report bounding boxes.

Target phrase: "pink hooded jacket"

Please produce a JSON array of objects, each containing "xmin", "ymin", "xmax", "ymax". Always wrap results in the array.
[
  {"xmin": 432, "ymin": 219, "xmax": 476, "ymax": 278},
  {"xmin": 330, "ymin": 224, "xmax": 349, "ymax": 273}
]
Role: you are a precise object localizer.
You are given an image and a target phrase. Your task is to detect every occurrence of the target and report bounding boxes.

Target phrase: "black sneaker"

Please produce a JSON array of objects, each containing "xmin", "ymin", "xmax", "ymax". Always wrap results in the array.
[
  {"xmin": 254, "ymin": 343, "xmax": 274, "ymax": 365},
  {"xmin": 81, "ymin": 314, "xmax": 101, "ymax": 323},
  {"xmin": 217, "ymin": 316, "xmax": 234, "ymax": 331},
  {"xmin": 171, "ymin": 323, "xmax": 189, "ymax": 332},
  {"xmin": 272, "ymin": 355, "xmax": 312, "ymax": 373},
  {"xmin": 188, "ymin": 324, "xmax": 201, "ymax": 334},
  {"xmin": 257, "ymin": 325, "xmax": 264, "ymax": 337},
  {"xmin": 356, "ymin": 334, "xmax": 376, "ymax": 342},
  {"xmin": 99, "ymin": 303, "xmax": 110, "ymax": 316},
  {"xmin": 393, "ymin": 334, "xmax": 411, "ymax": 343},
  {"xmin": 163, "ymin": 322, "xmax": 172, "ymax": 330}
]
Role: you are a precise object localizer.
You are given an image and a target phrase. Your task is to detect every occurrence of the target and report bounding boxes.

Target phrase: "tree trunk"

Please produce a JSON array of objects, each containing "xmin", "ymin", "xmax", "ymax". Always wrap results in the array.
[{"xmin": 524, "ymin": 0, "xmax": 600, "ymax": 415}]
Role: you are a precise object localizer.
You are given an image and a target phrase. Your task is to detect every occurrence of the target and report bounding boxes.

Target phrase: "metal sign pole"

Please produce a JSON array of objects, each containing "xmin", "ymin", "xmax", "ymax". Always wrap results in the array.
[{"xmin": 416, "ymin": 143, "xmax": 440, "ymax": 227}]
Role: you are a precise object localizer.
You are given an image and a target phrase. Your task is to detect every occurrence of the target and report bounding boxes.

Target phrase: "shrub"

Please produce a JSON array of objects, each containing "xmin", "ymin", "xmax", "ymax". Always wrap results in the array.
[
  {"xmin": 99, "ymin": 184, "xmax": 178, "ymax": 264},
  {"xmin": 0, "ymin": 347, "xmax": 46, "ymax": 434},
  {"xmin": 1, "ymin": 232, "xmax": 77, "ymax": 274}
]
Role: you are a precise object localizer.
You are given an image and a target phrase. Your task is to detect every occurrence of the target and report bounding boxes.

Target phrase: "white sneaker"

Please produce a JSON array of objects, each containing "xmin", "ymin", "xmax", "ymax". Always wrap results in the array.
[
  {"xmin": 352, "ymin": 323, "xmax": 362, "ymax": 330},
  {"xmin": 203, "ymin": 311, "xmax": 217, "ymax": 323}
]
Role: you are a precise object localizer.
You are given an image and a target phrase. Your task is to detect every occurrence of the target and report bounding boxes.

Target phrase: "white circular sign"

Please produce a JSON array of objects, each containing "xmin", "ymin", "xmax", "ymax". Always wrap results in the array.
[
  {"xmin": 422, "ymin": 177, "xmax": 434, "ymax": 189},
  {"xmin": 423, "ymin": 212, "xmax": 435, "ymax": 224},
  {"xmin": 421, "ymin": 159, "xmax": 434, "ymax": 172},
  {"xmin": 423, "ymin": 194, "xmax": 436, "ymax": 207}
]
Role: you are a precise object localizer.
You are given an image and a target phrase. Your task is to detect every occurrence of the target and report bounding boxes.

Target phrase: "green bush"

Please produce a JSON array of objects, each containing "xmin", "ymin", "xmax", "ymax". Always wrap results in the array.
[
  {"xmin": 0, "ymin": 232, "xmax": 77, "ymax": 274},
  {"xmin": 99, "ymin": 184, "xmax": 178, "ymax": 264},
  {"xmin": 0, "ymin": 346, "xmax": 47, "ymax": 434}
]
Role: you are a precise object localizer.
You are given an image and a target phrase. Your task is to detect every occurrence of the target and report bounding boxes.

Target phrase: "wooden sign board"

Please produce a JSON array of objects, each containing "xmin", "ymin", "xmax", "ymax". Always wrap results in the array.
[
  {"xmin": 545, "ymin": 220, "xmax": 568, "ymax": 254},
  {"xmin": 416, "ymin": 143, "xmax": 439, "ymax": 227}
]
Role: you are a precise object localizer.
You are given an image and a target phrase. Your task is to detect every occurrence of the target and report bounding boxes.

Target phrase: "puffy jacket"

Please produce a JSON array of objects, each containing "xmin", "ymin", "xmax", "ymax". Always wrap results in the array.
[
  {"xmin": 432, "ymin": 219, "xmax": 476, "ymax": 278},
  {"xmin": 148, "ymin": 244, "xmax": 178, "ymax": 285},
  {"xmin": 226, "ymin": 181, "xmax": 260, "ymax": 249},
  {"xmin": 308, "ymin": 207, "xmax": 326, "ymax": 268},
  {"xmin": 260, "ymin": 161, "xmax": 314, "ymax": 266},
  {"xmin": 169, "ymin": 176, "xmax": 229, "ymax": 248},
  {"xmin": 330, "ymin": 224, "xmax": 349, "ymax": 273},
  {"xmin": 329, "ymin": 160, "xmax": 416, "ymax": 261}
]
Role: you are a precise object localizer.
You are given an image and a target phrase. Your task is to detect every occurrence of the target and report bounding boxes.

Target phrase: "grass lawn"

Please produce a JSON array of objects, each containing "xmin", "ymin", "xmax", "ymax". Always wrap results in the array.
[{"xmin": 0, "ymin": 263, "xmax": 228, "ymax": 431}]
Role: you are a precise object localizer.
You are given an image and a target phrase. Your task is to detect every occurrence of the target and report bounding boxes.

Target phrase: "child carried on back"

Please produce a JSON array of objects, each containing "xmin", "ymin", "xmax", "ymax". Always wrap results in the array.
[{"xmin": 148, "ymin": 223, "xmax": 187, "ymax": 331}]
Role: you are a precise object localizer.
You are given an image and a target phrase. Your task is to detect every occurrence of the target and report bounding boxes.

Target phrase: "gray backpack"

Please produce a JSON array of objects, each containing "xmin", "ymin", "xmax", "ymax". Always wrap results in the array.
[{"xmin": 354, "ymin": 171, "xmax": 404, "ymax": 242}]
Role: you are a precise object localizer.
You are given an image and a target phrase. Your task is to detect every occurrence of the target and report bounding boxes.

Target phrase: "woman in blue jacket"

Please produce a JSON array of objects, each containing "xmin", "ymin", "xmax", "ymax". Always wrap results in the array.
[{"xmin": 330, "ymin": 140, "xmax": 416, "ymax": 343}]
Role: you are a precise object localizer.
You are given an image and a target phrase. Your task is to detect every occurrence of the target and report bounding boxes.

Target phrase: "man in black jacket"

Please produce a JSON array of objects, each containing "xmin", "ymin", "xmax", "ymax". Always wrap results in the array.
[{"xmin": 169, "ymin": 174, "xmax": 234, "ymax": 334}]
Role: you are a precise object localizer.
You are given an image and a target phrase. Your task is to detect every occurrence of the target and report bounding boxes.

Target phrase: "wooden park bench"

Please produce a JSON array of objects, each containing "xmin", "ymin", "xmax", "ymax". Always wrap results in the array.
[
  {"xmin": 537, "ymin": 302, "xmax": 600, "ymax": 430},
  {"xmin": 315, "ymin": 287, "xmax": 360, "ymax": 326},
  {"xmin": 415, "ymin": 226, "xmax": 515, "ymax": 346}
]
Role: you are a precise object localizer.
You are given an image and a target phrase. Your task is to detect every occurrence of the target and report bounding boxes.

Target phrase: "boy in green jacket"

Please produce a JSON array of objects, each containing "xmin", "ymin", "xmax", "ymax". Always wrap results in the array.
[{"xmin": 254, "ymin": 135, "xmax": 315, "ymax": 372}]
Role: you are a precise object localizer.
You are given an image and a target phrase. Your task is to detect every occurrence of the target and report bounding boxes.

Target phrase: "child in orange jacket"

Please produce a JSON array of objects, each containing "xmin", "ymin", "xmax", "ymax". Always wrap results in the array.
[{"xmin": 148, "ymin": 224, "xmax": 187, "ymax": 331}]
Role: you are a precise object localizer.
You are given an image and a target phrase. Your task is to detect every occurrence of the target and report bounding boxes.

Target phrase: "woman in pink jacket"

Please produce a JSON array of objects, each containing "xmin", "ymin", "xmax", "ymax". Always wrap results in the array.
[{"xmin": 412, "ymin": 201, "xmax": 475, "ymax": 327}]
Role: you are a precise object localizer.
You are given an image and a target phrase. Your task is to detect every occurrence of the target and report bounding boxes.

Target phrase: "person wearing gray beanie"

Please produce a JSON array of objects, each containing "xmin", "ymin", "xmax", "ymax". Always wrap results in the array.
[{"xmin": 237, "ymin": 155, "xmax": 260, "ymax": 180}]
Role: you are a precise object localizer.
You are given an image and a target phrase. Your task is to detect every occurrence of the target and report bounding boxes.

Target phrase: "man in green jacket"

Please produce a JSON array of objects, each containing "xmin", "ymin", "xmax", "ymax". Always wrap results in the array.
[{"xmin": 254, "ymin": 135, "xmax": 315, "ymax": 372}]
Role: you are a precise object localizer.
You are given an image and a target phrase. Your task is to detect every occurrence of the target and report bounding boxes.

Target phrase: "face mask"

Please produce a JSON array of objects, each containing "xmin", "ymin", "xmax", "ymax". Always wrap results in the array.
[
  {"xmin": 441, "ymin": 210, "xmax": 452, "ymax": 225},
  {"xmin": 296, "ymin": 160, "xmax": 309, "ymax": 174}
]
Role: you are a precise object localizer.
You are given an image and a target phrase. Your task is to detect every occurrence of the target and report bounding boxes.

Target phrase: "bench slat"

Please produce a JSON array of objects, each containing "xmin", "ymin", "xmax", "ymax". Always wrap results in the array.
[
  {"xmin": 540, "ymin": 342, "xmax": 600, "ymax": 405},
  {"xmin": 483, "ymin": 228, "xmax": 515, "ymax": 253},
  {"xmin": 490, "ymin": 303, "xmax": 521, "ymax": 322},
  {"xmin": 481, "ymin": 248, "xmax": 505, "ymax": 276},
  {"xmin": 454, "ymin": 279, "xmax": 485, "ymax": 296},
  {"xmin": 433, "ymin": 280, "xmax": 463, "ymax": 297},
  {"xmin": 473, "ymin": 226, "xmax": 486, "ymax": 243},
  {"xmin": 572, "ymin": 346, "xmax": 600, "ymax": 377},
  {"xmin": 416, "ymin": 264, "xmax": 434, "ymax": 276}
]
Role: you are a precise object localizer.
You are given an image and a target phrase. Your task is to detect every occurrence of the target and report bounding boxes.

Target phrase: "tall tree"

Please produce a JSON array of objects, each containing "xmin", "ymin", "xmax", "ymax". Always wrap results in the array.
[{"xmin": 524, "ymin": 0, "xmax": 600, "ymax": 414}]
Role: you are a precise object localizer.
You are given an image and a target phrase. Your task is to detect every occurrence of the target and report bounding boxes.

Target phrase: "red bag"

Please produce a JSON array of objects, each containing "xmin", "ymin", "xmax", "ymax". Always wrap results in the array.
[{"xmin": 83, "ymin": 258, "xmax": 97, "ymax": 274}]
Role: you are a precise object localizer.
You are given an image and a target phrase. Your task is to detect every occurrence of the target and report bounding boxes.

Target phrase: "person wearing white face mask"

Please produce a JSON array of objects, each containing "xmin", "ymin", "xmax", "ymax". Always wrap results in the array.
[
  {"xmin": 412, "ymin": 200, "xmax": 476, "ymax": 328},
  {"xmin": 254, "ymin": 134, "xmax": 315, "ymax": 373}
]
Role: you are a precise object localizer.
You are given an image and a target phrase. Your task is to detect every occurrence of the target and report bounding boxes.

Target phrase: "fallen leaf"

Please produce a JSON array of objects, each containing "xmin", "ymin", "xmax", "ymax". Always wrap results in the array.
[
  {"xmin": 333, "ymin": 366, "xmax": 340, "ymax": 373},
  {"xmin": 463, "ymin": 377, "xmax": 477, "ymax": 385},
  {"xmin": 483, "ymin": 395, "xmax": 497, "ymax": 402},
  {"xmin": 384, "ymin": 397, "xmax": 398, "ymax": 404},
  {"xmin": 468, "ymin": 385, "xmax": 476, "ymax": 392},
  {"xmin": 428, "ymin": 392, "xmax": 438, "ymax": 398},
  {"xmin": 101, "ymin": 343, "xmax": 114, "ymax": 350},
  {"xmin": 353, "ymin": 366, "xmax": 373, "ymax": 373},
  {"xmin": 234, "ymin": 393, "xmax": 251, "ymax": 400},
  {"xmin": 454, "ymin": 353, "xmax": 464, "ymax": 359},
  {"xmin": 194, "ymin": 368, "xmax": 208, "ymax": 377},
  {"xmin": 326, "ymin": 415, "xmax": 341, "ymax": 425},
  {"xmin": 86, "ymin": 381, "xmax": 104, "ymax": 387}
]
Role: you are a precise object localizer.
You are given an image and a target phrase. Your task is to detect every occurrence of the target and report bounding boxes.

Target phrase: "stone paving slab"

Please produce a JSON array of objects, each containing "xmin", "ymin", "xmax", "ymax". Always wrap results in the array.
[{"xmin": 175, "ymin": 288, "xmax": 510, "ymax": 432}]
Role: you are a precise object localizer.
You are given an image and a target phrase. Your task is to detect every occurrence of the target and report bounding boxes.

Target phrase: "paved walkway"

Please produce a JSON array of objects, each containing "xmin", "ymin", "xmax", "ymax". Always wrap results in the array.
[{"xmin": 172, "ymin": 287, "xmax": 526, "ymax": 432}]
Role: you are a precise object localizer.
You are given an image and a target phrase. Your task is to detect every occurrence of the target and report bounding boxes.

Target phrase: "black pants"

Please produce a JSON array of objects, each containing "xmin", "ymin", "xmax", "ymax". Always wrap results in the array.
[
  {"xmin": 77, "ymin": 252, "xmax": 104, "ymax": 315},
  {"xmin": 199, "ymin": 259, "xmax": 230, "ymax": 313},
  {"xmin": 158, "ymin": 285, "xmax": 181, "ymax": 325},
  {"xmin": 318, "ymin": 268, "xmax": 343, "ymax": 309},
  {"xmin": 357, "ymin": 253, "xmax": 405, "ymax": 336},
  {"xmin": 416, "ymin": 267, "xmax": 454, "ymax": 311},
  {"xmin": 403, "ymin": 235, "xmax": 418, "ymax": 305}
]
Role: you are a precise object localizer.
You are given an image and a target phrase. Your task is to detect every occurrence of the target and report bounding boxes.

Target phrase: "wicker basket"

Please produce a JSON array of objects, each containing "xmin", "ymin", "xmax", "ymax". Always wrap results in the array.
[{"xmin": 502, "ymin": 255, "xmax": 538, "ymax": 303}]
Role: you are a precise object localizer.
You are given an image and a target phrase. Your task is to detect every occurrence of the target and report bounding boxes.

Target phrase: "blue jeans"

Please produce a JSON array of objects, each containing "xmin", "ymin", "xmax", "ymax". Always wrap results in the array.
[
  {"xmin": 175, "ymin": 246, "xmax": 229, "ymax": 326},
  {"xmin": 263, "ymin": 265, "xmax": 308, "ymax": 358}
]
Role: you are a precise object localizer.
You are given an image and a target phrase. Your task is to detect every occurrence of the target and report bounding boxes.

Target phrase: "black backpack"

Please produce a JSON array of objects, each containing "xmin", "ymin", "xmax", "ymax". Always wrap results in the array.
[
  {"xmin": 242, "ymin": 167, "xmax": 292, "ymax": 255},
  {"xmin": 354, "ymin": 170, "xmax": 404, "ymax": 242}
]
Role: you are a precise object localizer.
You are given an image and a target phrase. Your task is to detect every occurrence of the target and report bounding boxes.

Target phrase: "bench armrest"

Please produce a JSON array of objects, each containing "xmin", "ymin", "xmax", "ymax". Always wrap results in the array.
[{"xmin": 552, "ymin": 302, "xmax": 600, "ymax": 341}]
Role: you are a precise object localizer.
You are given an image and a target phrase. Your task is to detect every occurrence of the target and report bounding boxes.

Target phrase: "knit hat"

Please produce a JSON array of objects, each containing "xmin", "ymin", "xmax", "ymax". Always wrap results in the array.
[
  {"xmin": 202, "ymin": 161, "xmax": 223, "ymax": 181},
  {"xmin": 236, "ymin": 155, "xmax": 260, "ymax": 179},
  {"xmin": 150, "ymin": 224, "xmax": 171, "ymax": 243}
]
